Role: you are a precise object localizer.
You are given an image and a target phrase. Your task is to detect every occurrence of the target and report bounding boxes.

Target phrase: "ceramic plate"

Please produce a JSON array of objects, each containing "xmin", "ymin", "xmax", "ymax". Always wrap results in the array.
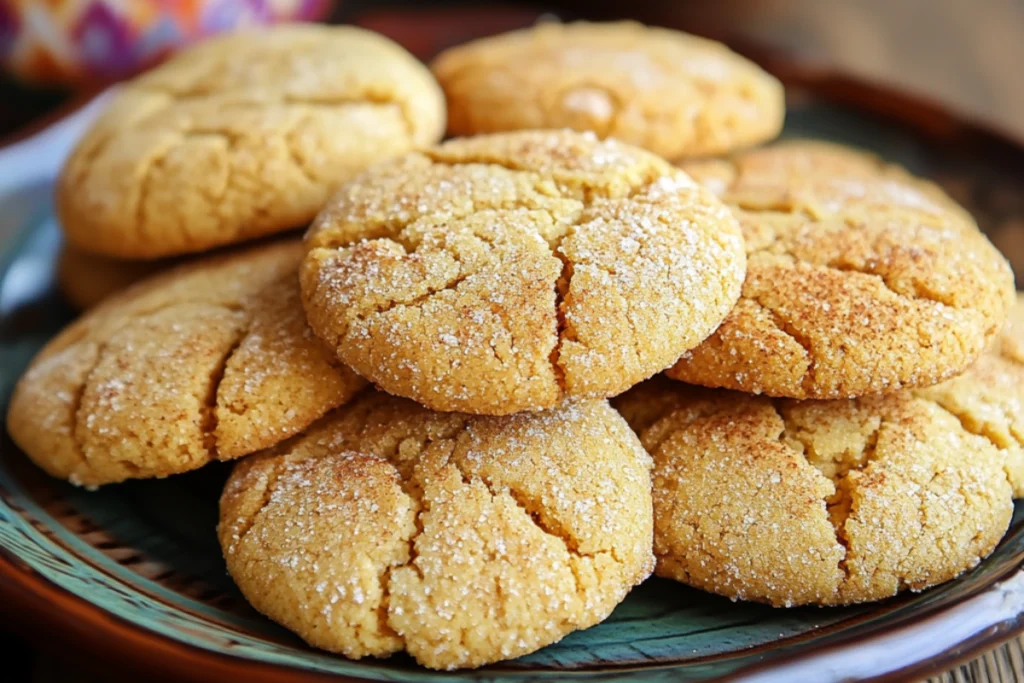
[{"xmin": 4, "ymin": 56, "xmax": 1024, "ymax": 683}]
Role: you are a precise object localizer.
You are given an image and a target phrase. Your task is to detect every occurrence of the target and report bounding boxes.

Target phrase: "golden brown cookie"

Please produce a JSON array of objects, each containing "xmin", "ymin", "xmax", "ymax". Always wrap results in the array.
[
  {"xmin": 431, "ymin": 21, "xmax": 784, "ymax": 158},
  {"xmin": 666, "ymin": 140, "xmax": 1015, "ymax": 399},
  {"xmin": 677, "ymin": 140, "xmax": 976, "ymax": 227},
  {"xmin": 914, "ymin": 292, "xmax": 1024, "ymax": 496},
  {"xmin": 219, "ymin": 392, "xmax": 654, "ymax": 669},
  {"xmin": 7, "ymin": 242, "xmax": 365, "ymax": 487},
  {"xmin": 302, "ymin": 130, "xmax": 746, "ymax": 415},
  {"xmin": 614, "ymin": 377, "xmax": 1014, "ymax": 607},
  {"xmin": 58, "ymin": 24, "xmax": 445, "ymax": 260},
  {"xmin": 57, "ymin": 245, "xmax": 174, "ymax": 309}
]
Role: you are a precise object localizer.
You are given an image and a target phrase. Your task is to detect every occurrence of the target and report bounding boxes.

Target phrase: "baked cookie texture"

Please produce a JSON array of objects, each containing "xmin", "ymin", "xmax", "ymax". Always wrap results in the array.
[
  {"xmin": 57, "ymin": 245, "xmax": 175, "ymax": 309},
  {"xmin": 677, "ymin": 139, "xmax": 977, "ymax": 227},
  {"xmin": 614, "ymin": 377, "xmax": 1015, "ymax": 607},
  {"xmin": 219, "ymin": 392, "xmax": 654, "ymax": 669},
  {"xmin": 7, "ymin": 242, "xmax": 364, "ymax": 487},
  {"xmin": 667, "ymin": 140, "xmax": 1015, "ymax": 399},
  {"xmin": 431, "ymin": 21, "xmax": 784, "ymax": 158},
  {"xmin": 915, "ymin": 293, "xmax": 1024, "ymax": 496},
  {"xmin": 58, "ymin": 24, "xmax": 446, "ymax": 260},
  {"xmin": 302, "ymin": 130, "xmax": 746, "ymax": 415}
]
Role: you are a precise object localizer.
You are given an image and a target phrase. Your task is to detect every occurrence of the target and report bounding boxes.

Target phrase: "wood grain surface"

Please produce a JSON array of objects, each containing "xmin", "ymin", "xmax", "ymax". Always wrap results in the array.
[{"xmin": 927, "ymin": 635, "xmax": 1024, "ymax": 683}]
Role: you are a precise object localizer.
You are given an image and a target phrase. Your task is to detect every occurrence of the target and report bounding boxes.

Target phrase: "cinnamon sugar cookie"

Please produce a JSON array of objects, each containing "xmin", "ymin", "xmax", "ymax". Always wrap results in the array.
[
  {"xmin": 219, "ymin": 392, "xmax": 653, "ymax": 669},
  {"xmin": 667, "ymin": 140, "xmax": 1015, "ymax": 399},
  {"xmin": 7, "ymin": 242, "xmax": 364, "ymax": 487},
  {"xmin": 59, "ymin": 24, "xmax": 445, "ymax": 259},
  {"xmin": 302, "ymin": 130, "xmax": 745, "ymax": 415},
  {"xmin": 431, "ymin": 21, "xmax": 784, "ymax": 158},
  {"xmin": 615, "ymin": 377, "xmax": 1014, "ymax": 607},
  {"xmin": 677, "ymin": 140, "xmax": 975, "ymax": 228}
]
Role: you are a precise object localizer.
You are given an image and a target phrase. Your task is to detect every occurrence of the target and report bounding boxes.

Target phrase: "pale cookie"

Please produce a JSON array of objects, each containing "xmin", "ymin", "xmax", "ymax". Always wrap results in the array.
[
  {"xmin": 302, "ymin": 130, "xmax": 745, "ymax": 415},
  {"xmin": 58, "ymin": 24, "xmax": 445, "ymax": 259},
  {"xmin": 667, "ymin": 140, "xmax": 1015, "ymax": 399},
  {"xmin": 614, "ymin": 377, "xmax": 1014, "ymax": 607},
  {"xmin": 7, "ymin": 242, "xmax": 365, "ymax": 487},
  {"xmin": 431, "ymin": 21, "xmax": 784, "ymax": 158},
  {"xmin": 57, "ymin": 245, "xmax": 175, "ymax": 309},
  {"xmin": 219, "ymin": 392, "xmax": 654, "ymax": 670},
  {"xmin": 914, "ymin": 292, "xmax": 1024, "ymax": 496}
]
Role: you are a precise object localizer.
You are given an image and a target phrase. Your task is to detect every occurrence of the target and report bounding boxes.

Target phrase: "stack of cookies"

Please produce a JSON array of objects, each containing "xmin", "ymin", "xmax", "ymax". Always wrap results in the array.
[{"xmin": 6, "ymin": 19, "xmax": 1021, "ymax": 671}]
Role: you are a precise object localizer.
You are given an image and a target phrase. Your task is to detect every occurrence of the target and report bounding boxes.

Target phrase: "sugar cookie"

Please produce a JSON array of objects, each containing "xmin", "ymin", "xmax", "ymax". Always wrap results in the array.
[
  {"xmin": 431, "ymin": 21, "xmax": 784, "ymax": 158},
  {"xmin": 59, "ymin": 24, "xmax": 445, "ymax": 259},
  {"xmin": 667, "ymin": 140, "xmax": 1015, "ymax": 398},
  {"xmin": 615, "ymin": 377, "xmax": 1014, "ymax": 606},
  {"xmin": 219, "ymin": 392, "xmax": 653, "ymax": 669},
  {"xmin": 7, "ymin": 242, "xmax": 364, "ymax": 486},
  {"xmin": 303, "ymin": 130, "xmax": 745, "ymax": 414}
]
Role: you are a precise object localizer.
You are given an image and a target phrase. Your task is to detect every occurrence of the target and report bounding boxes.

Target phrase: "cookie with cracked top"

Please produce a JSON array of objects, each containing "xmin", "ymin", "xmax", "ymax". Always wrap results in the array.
[
  {"xmin": 218, "ymin": 391, "xmax": 654, "ymax": 670},
  {"xmin": 666, "ymin": 140, "xmax": 1015, "ymax": 399},
  {"xmin": 430, "ymin": 21, "xmax": 784, "ymax": 158},
  {"xmin": 6, "ymin": 241, "xmax": 365, "ymax": 487},
  {"xmin": 614, "ymin": 376, "xmax": 1014, "ymax": 607},
  {"xmin": 301, "ymin": 129, "xmax": 746, "ymax": 415},
  {"xmin": 915, "ymin": 292, "xmax": 1024, "ymax": 496},
  {"xmin": 58, "ymin": 24, "xmax": 445, "ymax": 260}
]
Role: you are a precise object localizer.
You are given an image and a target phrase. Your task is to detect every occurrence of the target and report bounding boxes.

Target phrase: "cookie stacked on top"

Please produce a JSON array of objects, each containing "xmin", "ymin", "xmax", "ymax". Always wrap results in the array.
[
  {"xmin": 54, "ymin": 23, "xmax": 447, "ymax": 308},
  {"xmin": 5, "ymin": 18, "xmax": 1020, "ymax": 671},
  {"xmin": 615, "ymin": 141, "xmax": 1020, "ymax": 607}
]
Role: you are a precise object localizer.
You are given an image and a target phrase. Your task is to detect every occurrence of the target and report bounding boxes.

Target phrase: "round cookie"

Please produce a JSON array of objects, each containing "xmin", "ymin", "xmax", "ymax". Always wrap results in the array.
[
  {"xmin": 666, "ymin": 140, "xmax": 1015, "ymax": 399},
  {"xmin": 57, "ymin": 245, "xmax": 175, "ymax": 309},
  {"xmin": 219, "ymin": 392, "xmax": 654, "ymax": 670},
  {"xmin": 914, "ymin": 292, "xmax": 1024, "ymax": 496},
  {"xmin": 614, "ymin": 377, "xmax": 1014, "ymax": 607},
  {"xmin": 430, "ymin": 21, "xmax": 784, "ymax": 158},
  {"xmin": 7, "ymin": 242, "xmax": 365, "ymax": 487},
  {"xmin": 302, "ymin": 129, "xmax": 746, "ymax": 415},
  {"xmin": 677, "ymin": 139, "xmax": 976, "ymax": 228},
  {"xmin": 58, "ymin": 24, "xmax": 445, "ymax": 260}
]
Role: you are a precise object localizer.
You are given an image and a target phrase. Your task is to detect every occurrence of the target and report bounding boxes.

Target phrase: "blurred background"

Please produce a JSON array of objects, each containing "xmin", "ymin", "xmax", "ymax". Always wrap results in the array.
[
  {"xmin": 1, "ymin": 0, "xmax": 1023, "ymax": 142},
  {"xmin": 636, "ymin": 0, "xmax": 1024, "ymax": 141}
]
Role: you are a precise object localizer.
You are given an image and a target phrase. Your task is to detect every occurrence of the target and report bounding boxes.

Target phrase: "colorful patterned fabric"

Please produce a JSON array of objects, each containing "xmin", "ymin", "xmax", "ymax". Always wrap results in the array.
[{"xmin": 0, "ymin": 0, "xmax": 332, "ymax": 85}]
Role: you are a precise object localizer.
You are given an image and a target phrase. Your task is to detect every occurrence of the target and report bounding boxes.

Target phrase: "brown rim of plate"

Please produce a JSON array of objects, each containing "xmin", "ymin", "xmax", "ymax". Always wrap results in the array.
[
  {"xmin": 3, "ymin": 30, "xmax": 1024, "ymax": 683},
  {"xmin": 2, "ymin": 536, "xmax": 1023, "ymax": 683}
]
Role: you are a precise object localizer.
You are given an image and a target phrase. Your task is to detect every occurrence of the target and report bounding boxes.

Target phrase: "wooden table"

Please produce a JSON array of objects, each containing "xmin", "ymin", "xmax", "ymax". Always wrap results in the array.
[{"xmin": 929, "ymin": 636, "xmax": 1024, "ymax": 682}]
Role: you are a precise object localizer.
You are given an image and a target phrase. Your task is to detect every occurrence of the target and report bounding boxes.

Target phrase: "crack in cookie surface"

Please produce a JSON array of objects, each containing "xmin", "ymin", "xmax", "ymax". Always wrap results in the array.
[
  {"xmin": 668, "ymin": 140, "xmax": 1015, "ymax": 399},
  {"xmin": 218, "ymin": 391, "xmax": 653, "ymax": 670},
  {"xmin": 613, "ymin": 377, "xmax": 1014, "ymax": 607},
  {"xmin": 302, "ymin": 130, "xmax": 746, "ymax": 415},
  {"xmin": 58, "ymin": 24, "xmax": 444, "ymax": 259},
  {"xmin": 6, "ymin": 242, "xmax": 365, "ymax": 486},
  {"xmin": 912, "ymin": 297, "xmax": 1024, "ymax": 496}
]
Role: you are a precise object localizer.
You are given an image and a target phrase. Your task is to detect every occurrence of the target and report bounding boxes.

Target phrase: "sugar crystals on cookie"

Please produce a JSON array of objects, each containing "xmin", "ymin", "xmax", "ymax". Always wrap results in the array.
[
  {"xmin": 431, "ymin": 21, "xmax": 784, "ymax": 158},
  {"xmin": 302, "ymin": 129, "xmax": 746, "ymax": 415},
  {"xmin": 7, "ymin": 242, "xmax": 365, "ymax": 486},
  {"xmin": 615, "ymin": 377, "xmax": 1015, "ymax": 607},
  {"xmin": 219, "ymin": 392, "xmax": 654, "ymax": 669},
  {"xmin": 667, "ymin": 140, "xmax": 1015, "ymax": 399}
]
